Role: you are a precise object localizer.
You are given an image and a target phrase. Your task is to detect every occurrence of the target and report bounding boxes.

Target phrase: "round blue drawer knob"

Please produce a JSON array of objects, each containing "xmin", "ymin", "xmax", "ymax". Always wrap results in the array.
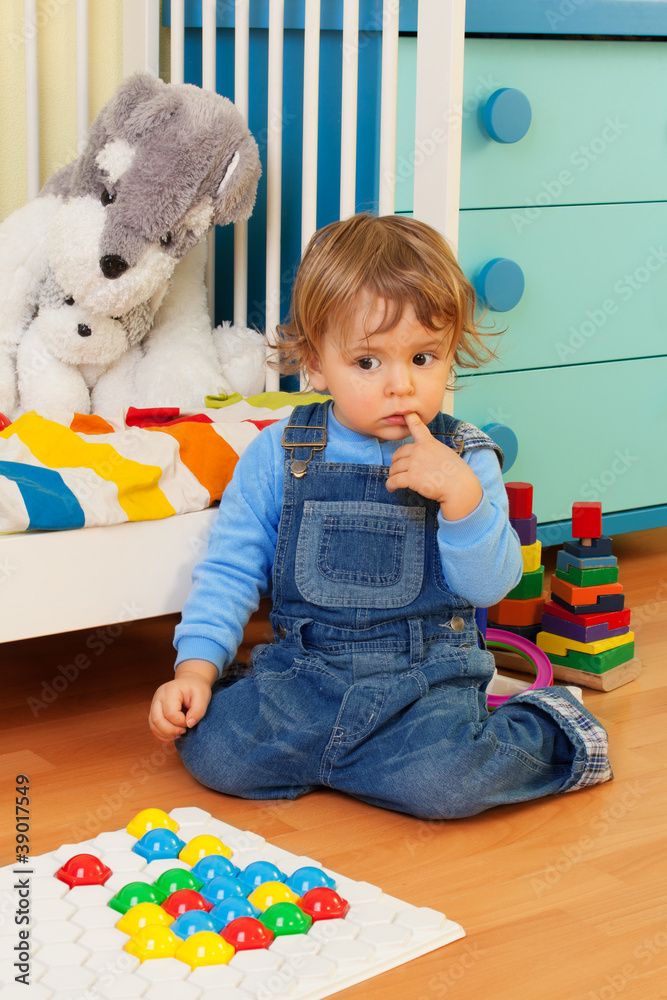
[
  {"xmin": 475, "ymin": 258, "xmax": 525, "ymax": 312},
  {"xmin": 482, "ymin": 423, "xmax": 518, "ymax": 473},
  {"xmin": 483, "ymin": 88, "xmax": 532, "ymax": 144}
]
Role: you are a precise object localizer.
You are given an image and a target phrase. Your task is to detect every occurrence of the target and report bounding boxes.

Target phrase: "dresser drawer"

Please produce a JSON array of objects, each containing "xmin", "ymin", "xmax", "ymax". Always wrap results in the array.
[
  {"xmin": 458, "ymin": 201, "xmax": 667, "ymax": 373},
  {"xmin": 395, "ymin": 36, "xmax": 667, "ymax": 213},
  {"xmin": 454, "ymin": 358, "xmax": 667, "ymax": 524},
  {"xmin": 460, "ymin": 38, "xmax": 667, "ymax": 209}
]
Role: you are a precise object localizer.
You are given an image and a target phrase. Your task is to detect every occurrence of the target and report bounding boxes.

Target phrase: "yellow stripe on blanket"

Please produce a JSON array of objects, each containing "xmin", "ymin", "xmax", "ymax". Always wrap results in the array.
[{"xmin": 3, "ymin": 413, "xmax": 175, "ymax": 521}]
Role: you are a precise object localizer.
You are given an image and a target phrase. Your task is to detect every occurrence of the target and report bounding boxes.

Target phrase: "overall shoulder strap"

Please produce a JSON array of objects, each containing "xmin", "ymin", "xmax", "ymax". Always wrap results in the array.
[
  {"xmin": 281, "ymin": 400, "xmax": 329, "ymax": 478},
  {"xmin": 428, "ymin": 412, "xmax": 504, "ymax": 470}
]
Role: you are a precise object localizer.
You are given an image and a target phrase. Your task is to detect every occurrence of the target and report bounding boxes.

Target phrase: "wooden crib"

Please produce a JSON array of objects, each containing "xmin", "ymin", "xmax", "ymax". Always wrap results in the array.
[{"xmin": 1, "ymin": 0, "xmax": 465, "ymax": 643}]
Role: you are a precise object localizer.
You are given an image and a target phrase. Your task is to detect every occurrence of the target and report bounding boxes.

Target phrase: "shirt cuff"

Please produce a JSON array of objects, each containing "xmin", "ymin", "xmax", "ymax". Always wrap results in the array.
[
  {"xmin": 174, "ymin": 637, "xmax": 226, "ymax": 677},
  {"xmin": 437, "ymin": 490, "xmax": 496, "ymax": 547}
]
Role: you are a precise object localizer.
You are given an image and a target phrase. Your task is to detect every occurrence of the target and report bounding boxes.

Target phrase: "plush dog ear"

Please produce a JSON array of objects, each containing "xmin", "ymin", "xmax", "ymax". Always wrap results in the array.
[
  {"xmin": 211, "ymin": 131, "xmax": 262, "ymax": 227},
  {"xmin": 105, "ymin": 73, "xmax": 174, "ymax": 141}
]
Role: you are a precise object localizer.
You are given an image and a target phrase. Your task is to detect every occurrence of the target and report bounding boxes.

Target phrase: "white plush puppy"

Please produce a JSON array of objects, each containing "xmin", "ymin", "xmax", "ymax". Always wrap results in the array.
[{"xmin": 17, "ymin": 271, "xmax": 156, "ymax": 415}]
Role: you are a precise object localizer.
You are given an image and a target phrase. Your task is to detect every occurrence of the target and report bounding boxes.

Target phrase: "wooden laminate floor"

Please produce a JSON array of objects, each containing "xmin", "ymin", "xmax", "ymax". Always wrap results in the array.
[{"xmin": 2, "ymin": 527, "xmax": 667, "ymax": 999}]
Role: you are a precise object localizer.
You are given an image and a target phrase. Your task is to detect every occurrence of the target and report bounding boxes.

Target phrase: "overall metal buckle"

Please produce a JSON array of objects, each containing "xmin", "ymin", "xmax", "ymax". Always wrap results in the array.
[{"xmin": 281, "ymin": 425, "xmax": 327, "ymax": 477}]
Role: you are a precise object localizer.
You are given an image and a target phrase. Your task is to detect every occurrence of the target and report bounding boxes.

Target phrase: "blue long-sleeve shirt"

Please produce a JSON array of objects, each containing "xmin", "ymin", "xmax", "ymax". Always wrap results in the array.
[{"xmin": 174, "ymin": 407, "xmax": 523, "ymax": 675}]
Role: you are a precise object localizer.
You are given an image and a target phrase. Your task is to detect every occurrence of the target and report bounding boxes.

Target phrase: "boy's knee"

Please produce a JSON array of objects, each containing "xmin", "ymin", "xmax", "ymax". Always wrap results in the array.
[{"xmin": 400, "ymin": 791, "xmax": 484, "ymax": 821}]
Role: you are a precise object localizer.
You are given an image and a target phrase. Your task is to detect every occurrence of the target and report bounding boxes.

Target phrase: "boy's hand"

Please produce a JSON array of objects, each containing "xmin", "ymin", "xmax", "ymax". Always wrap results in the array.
[
  {"xmin": 386, "ymin": 411, "xmax": 483, "ymax": 521},
  {"xmin": 149, "ymin": 660, "xmax": 217, "ymax": 742}
]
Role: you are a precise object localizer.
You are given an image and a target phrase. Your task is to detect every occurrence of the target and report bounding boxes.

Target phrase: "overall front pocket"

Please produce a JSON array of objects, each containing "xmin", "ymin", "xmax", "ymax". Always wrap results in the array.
[{"xmin": 295, "ymin": 500, "xmax": 425, "ymax": 608}]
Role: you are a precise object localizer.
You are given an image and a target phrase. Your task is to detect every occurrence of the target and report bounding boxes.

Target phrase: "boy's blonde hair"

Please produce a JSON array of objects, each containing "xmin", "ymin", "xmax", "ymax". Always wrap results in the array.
[{"xmin": 275, "ymin": 213, "xmax": 494, "ymax": 376}]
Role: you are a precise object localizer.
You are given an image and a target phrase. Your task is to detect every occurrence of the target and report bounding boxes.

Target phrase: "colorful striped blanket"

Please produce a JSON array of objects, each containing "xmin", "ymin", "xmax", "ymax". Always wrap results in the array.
[{"xmin": 0, "ymin": 392, "xmax": 327, "ymax": 533}]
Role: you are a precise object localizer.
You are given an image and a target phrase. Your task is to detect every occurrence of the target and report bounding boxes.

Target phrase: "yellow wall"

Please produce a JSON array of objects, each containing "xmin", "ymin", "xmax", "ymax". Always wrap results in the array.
[{"xmin": 0, "ymin": 0, "xmax": 124, "ymax": 221}]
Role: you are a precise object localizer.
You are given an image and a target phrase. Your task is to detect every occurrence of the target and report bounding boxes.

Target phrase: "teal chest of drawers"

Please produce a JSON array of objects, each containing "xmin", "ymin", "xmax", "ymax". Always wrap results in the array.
[{"xmin": 398, "ymin": 11, "xmax": 667, "ymax": 543}]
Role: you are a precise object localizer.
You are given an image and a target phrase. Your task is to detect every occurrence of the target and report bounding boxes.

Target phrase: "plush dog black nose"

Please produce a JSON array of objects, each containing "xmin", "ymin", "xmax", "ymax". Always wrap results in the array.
[
  {"xmin": 99, "ymin": 254, "xmax": 129, "ymax": 279},
  {"xmin": 78, "ymin": 323, "xmax": 92, "ymax": 337}
]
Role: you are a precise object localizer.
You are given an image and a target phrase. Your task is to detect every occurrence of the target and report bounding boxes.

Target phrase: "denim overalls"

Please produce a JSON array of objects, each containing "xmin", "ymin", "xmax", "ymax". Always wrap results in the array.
[{"xmin": 178, "ymin": 402, "xmax": 611, "ymax": 819}]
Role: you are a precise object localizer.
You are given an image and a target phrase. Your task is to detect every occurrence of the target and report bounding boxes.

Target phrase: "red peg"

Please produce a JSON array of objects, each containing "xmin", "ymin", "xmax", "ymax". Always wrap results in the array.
[
  {"xmin": 221, "ymin": 916, "xmax": 274, "ymax": 950},
  {"xmin": 572, "ymin": 501, "xmax": 602, "ymax": 542},
  {"xmin": 299, "ymin": 887, "xmax": 350, "ymax": 921},
  {"xmin": 505, "ymin": 482, "xmax": 533, "ymax": 520},
  {"xmin": 56, "ymin": 854, "xmax": 112, "ymax": 888},
  {"xmin": 161, "ymin": 889, "xmax": 213, "ymax": 917}
]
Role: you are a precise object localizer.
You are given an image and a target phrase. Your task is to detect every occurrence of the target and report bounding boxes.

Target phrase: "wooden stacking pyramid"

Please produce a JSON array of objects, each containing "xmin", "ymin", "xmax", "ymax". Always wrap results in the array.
[{"xmin": 536, "ymin": 502, "xmax": 640, "ymax": 691}]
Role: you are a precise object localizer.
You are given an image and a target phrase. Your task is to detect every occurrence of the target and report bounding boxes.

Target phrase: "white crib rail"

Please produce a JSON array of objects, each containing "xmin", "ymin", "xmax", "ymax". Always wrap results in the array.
[
  {"xmin": 265, "ymin": 2, "xmax": 285, "ymax": 392},
  {"xmin": 340, "ymin": 0, "xmax": 360, "ymax": 221},
  {"xmin": 23, "ymin": 0, "xmax": 40, "ymax": 200},
  {"xmin": 234, "ymin": 1, "xmax": 251, "ymax": 330},
  {"xmin": 301, "ymin": 0, "xmax": 321, "ymax": 252},
  {"xmin": 75, "ymin": 0, "xmax": 89, "ymax": 154}
]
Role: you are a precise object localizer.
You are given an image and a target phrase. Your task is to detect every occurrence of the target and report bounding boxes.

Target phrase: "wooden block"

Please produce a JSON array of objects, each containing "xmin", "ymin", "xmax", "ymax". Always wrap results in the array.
[
  {"xmin": 506, "ymin": 566, "xmax": 544, "ymax": 600},
  {"xmin": 487, "ymin": 594, "xmax": 545, "ymax": 626},
  {"xmin": 542, "ymin": 600, "xmax": 631, "ymax": 630},
  {"xmin": 557, "ymin": 549, "xmax": 617, "ymax": 572},
  {"xmin": 554, "ymin": 563, "xmax": 619, "ymax": 587},
  {"xmin": 521, "ymin": 540, "xmax": 542, "ymax": 573},
  {"xmin": 510, "ymin": 514, "xmax": 537, "ymax": 546},
  {"xmin": 540, "ymin": 637, "xmax": 635, "ymax": 675},
  {"xmin": 541, "ymin": 612, "xmax": 630, "ymax": 644},
  {"xmin": 550, "ymin": 575, "xmax": 624, "ymax": 607},
  {"xmin": 487, "ymin": 621, "xmax": 542, "ymax": 643},
  {"xmin": 505, "ymin": 482, "xmax": 533, "ymax": 519},
  {"xmin": 550, "ymin": 658, "xmax": 641, "ymax": 691},
  {"xmin": 537, "ymin": 629, "xmax": 634, "ymax": 658},
  {"xmin": 551, "ymin": 592, "xmax": 625, "ymax": 615},
  {"xmin": 571, "ymin": 501, "xmax": 602, "ymax": 540},
  {"xmin": 563, "ymin": 536, "xmax": 613, "ymax": 559}
]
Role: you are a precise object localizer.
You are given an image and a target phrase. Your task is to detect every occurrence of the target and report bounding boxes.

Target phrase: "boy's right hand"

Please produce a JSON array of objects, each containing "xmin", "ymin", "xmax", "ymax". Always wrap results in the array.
[{"xmin": 149, "ymin": 660, "xmax": 218, "ymax": 742}]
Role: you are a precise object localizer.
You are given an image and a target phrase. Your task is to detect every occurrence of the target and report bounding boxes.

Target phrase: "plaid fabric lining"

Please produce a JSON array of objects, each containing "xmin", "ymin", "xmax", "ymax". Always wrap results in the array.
[{"xmin": 532, "ymin": 690, "xmax": 613, "ymax": 791}]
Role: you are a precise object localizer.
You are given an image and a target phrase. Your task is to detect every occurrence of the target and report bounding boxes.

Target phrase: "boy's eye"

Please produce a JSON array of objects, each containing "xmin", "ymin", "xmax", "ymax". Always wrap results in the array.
[
  {"xmin": 413, "ymin": 352, "xmax": 436, "ymax": 367},
  {"xmin": 355, "ymin": 357, "xmax": 380, "ymax": 371}
]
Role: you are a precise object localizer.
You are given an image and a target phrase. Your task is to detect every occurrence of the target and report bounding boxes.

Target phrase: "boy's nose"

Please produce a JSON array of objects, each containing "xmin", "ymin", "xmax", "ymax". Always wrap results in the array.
[{"xmin": 385, "ymin": 365, "xmax": 415, "ymax": 396}]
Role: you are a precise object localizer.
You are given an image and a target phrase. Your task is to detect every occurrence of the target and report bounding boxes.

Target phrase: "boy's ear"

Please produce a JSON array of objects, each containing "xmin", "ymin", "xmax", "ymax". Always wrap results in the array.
[{"xmin": 305, "ymin": 352, "xmax": 327, "ymax": 391}]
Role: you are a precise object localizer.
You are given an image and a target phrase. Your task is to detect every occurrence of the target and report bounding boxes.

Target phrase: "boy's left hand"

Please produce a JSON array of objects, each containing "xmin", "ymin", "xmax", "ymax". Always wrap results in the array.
[{"xmin": 386, "ymin": 411, "xmax": 483, "ymax": 521}]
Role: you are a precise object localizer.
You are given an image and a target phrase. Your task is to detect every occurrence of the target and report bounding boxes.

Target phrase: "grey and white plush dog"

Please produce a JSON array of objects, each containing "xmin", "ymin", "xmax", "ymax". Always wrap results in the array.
[{"xmin": 0, "ymin": 72, "xmax": 262, "ymax": 416}]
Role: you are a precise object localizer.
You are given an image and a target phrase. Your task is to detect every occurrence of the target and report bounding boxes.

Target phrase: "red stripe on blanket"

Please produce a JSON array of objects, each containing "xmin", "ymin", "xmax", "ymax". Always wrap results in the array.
[
  {"xmin": 126, "ymin": 407, "xmax": 213, "ymax": 427},
  {"xmin": 243, "ymin": 418, "xmax": 276, "ymax": 431}
]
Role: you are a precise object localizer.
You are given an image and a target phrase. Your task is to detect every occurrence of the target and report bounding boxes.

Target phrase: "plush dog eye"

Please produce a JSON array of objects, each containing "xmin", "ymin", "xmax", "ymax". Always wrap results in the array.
[
  {"xmin": 101, "ymin": 189, "xmax": 115, "ymax": 206},
  {"xmin": 160, "ymin": 231, "xmax": 173, "ymax": 247},
  {"xmin": 64, "ymin": 296, "xmax": 75, "ymax": 306}
]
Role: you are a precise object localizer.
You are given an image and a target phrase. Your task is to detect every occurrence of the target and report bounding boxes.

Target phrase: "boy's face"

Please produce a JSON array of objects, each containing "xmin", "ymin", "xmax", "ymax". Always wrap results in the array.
[{"xmin": 307, "ymin": 297, "xmax": 453, "ymax": 440}]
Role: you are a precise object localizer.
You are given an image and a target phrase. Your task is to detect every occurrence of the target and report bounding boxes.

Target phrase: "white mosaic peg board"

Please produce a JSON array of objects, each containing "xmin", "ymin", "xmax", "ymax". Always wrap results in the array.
[{"xmin": 0, "ymin": 806, "xmax": 465, "ymax": 999}]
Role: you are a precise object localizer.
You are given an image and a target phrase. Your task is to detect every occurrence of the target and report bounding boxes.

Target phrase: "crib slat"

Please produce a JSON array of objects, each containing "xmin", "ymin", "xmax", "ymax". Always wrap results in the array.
[
  {"xmin": 340, "ymin": 0, "xmax": 359, "ymax": 220},
  {"xmin": 202, "ymin": 0, "xmax": 217, "ymax": 323},
  {"xmin": 122, "ymin": 0, "xmax": 160, "ymax": 77},
  {"xmin": 301, "ymin": 0, "xmax": 321, "ymax": 252},
  {"xmin": 234, "ymin": 0, "xmax": 250, "ymax": 329},
  {"xmin": 202, "ymin": 0, "xmax": 217, "ymax": 91},
  {"xmin": 76, "ymin": 0, "xmax": 89, "ymax": 154},
  {"xmin": 170, "ymin": 0, "xmax": 185, "ymax": 85},
  {"xmin": 265, "ymin": 0, "xmax": 284, "ymax": 391},
  {"xmin": 378, "ymin": 0, "xmax": 399, "ymax": 217},
  {"xmin": 413, "ymin": 0, "xmax": 465, "ymax": 252},
  {"xmin": 24, "ymin": 0, "xmax": 40, "ymax": 198}
]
